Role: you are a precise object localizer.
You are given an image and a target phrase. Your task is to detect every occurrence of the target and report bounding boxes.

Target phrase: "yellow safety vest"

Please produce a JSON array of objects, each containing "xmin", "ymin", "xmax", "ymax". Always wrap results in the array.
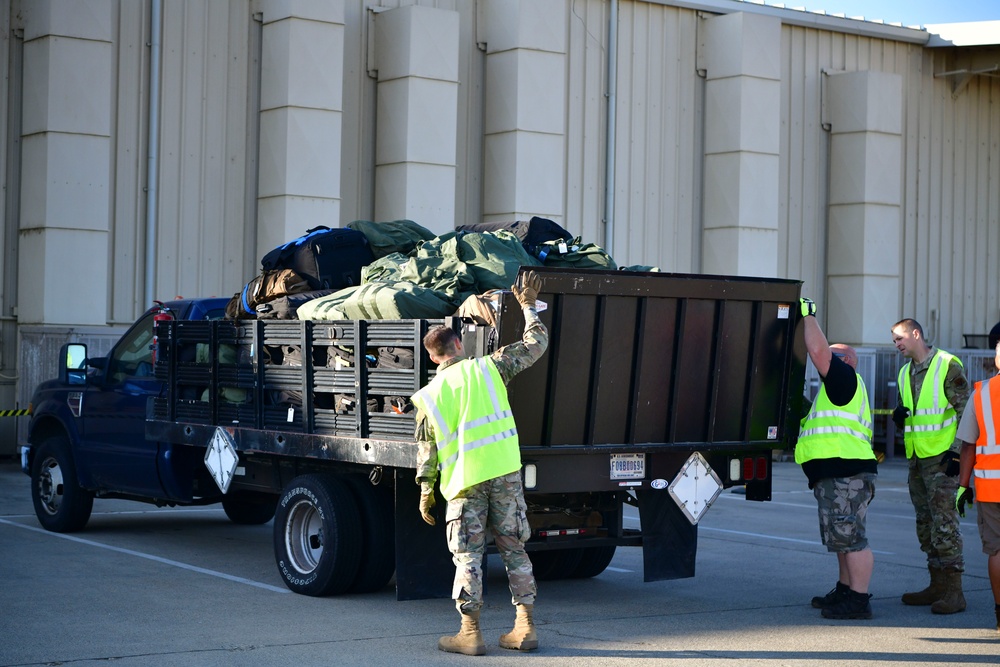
[
  {"xmin": 898, "ymin": 350, "xmax": 961, "ymax": 458},
  {"xmin": 796, "ymin": 373, "xmax": 875, "ymax": 464},
  {"xmin": 411, "ymin": 357, "xmax": 521, "ymax": 500}
]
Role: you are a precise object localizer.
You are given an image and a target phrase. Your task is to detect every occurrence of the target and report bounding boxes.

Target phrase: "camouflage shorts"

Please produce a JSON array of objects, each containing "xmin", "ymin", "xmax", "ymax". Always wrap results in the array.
[{"xmin": 813, "ymin": 473, "xmax": 876, "ymax": 553}]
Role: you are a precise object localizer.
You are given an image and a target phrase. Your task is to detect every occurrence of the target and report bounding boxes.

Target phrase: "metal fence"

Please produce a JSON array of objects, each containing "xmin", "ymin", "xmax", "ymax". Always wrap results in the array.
[{"xmin": 804, "ymin": 346, "xmax": 997, "ymax": 459}]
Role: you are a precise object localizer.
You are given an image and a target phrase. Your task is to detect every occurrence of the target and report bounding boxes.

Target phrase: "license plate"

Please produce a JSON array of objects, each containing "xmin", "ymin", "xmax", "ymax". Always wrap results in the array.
[{"xmin": 610, "ymin": 453, "xmax": 645, "ymax": 480}]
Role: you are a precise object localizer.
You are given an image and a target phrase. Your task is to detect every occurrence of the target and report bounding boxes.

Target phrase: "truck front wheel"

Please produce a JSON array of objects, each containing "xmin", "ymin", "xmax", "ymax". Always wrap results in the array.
[
  {"xmin": 30, "ymin": 435, "xmax": 94, "ymax": 533},
  {"xmin": 273, "ymin": 474, "xmax": 362, "ymax": 596}
]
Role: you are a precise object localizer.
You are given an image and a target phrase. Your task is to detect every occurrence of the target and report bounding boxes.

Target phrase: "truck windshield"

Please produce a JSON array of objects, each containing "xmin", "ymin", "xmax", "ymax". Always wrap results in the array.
[{"xmin": 108, "ymin": 312, "xmax": 156, "ymax": 383}]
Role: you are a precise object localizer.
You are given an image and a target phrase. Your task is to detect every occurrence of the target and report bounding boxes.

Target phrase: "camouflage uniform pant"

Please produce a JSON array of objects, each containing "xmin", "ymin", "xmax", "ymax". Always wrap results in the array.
[
  {"xmin": 908, "ymin": 452, "xmax": 964, "ymax": 571},
  {"xmin": 446, "ymin": 471, "xmax": 536, "ymax": 613},
  {"xmin": 813, "ymin": 473, "xmax": 876, "ymax": 552}
]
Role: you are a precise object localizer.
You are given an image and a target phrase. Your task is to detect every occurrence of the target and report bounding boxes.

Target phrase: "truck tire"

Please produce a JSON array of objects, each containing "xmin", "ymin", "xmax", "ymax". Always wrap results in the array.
[
  {"xmin": 569, "ymin": 545, "xmax": 617, "ymax": 578},
  {"xmin": 344, "ymin": 475, "xmax": 396, "ymax": 593},
  {"xmin": 273, "ymin": 474, "xmax": 362, "ymax": 596},
  {"xmin": 222, "ymin": 492, "xmax": 278, "ymax": 525},
  {"xmin": 30, "ymin": 435, "xmax": 94, "ymax": 533}
]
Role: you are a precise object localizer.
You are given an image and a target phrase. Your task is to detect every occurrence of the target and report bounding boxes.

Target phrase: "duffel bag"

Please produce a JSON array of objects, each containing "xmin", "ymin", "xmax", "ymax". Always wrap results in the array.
[
  {"xmin": 377, "ymin": 346, "xmax": 414, "ymax": 369},
  {"xmin": 255, "ymin": 289, "xmax": 337, "ymax": 320},
  {"xmin": 535, "ymin": 237, "xmax": 617, "ymax": 270},
  {"xmin": 457, "ymin": 216, "xmax": 573, "ymax": 253},
  {"xmin": 261, "ymin": 226, "xmax": 375, "ymax": 291},
  {"xmin": 225, "ymin": 268, "xmax": 311, "ymax": 320}
]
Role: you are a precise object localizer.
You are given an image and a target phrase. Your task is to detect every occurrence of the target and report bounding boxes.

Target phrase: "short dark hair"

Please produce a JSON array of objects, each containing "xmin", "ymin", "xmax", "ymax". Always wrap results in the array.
[
  {"xmin": 892, "ymin": 318, "xmax": 924, "ymax": 337},
  {"xmin": 423, "ymin": 326, "xmax": 460, "ymax": 358}
]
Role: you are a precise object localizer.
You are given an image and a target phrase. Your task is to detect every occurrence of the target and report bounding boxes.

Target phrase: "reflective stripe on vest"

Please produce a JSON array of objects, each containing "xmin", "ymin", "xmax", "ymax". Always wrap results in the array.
[
  {"xmin": 898, "ymin": 350, "xmax": 961, "ymax": 459},
  {"xmin": 972, "ymin": 376, "xmax": 1000, "ymax": 502},
  {"xmin": 795, "ymin": 373, "xmax": 875, "ymax": 465},
  {"xmin": 411, "ymin": 357, "xmax": 521, "ymax": 500}
]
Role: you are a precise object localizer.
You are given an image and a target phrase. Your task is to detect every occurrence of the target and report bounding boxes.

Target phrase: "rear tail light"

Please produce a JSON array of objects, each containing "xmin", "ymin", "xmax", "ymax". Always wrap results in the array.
[
  {"xmin": 743, "ymin": 457, "xmax": 755, "ymax": 481},
  {"xmin": 755, "ymin": 456, "xmax": 768, "ymax": 480},
  {"xmin": 538, "ymin": 528, "xmax": 588, "ymax": 537}
]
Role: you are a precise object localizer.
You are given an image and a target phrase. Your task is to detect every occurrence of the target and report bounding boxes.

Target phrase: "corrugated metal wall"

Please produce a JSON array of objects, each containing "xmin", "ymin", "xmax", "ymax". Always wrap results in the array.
[
  {"xmin": 565, "ymin": 3, "xmax": 999, "ymax": 350},
  {"xmin": 83, "ymin": 0, "xmax": 1000, "ymax": 350},
  {"xmin": 3, "ymin": 1, "xmax": 998, "ymax": 458},
  {"xmin": 905, "ymin": 47, "xmax": 1000, "ymax": 348},
  {"xmin": 108, "ymin": 0, "xmax": 256, "ymax": 326},
  {"xmin": 339, "ymin": 0, "xmax": 485, "ymax": 231},
  {"xmin": 571, "ymin": 1, "xmax": 704, "ymax": 269}
]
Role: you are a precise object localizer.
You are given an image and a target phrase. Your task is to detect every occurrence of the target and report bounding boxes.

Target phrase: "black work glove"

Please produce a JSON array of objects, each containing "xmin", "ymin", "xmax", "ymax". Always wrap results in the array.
[
  {"xmin": 892, "ymin": 403, "xmax": 910, "ymax": 430},
  {"xmin": 942, "ymin": 450, "xmax": 961, "ymax": 477},
  {"xmin": 956, "ymin": 486, "xmax": 973, "ymax": 517}
]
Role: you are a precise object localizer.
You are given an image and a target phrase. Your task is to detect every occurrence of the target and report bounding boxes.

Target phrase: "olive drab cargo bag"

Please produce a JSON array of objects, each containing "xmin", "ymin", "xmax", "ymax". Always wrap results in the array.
[
  {"xmin": 456, "ymin": 216, "xmax": 574, "ymax": 259},
  {"xmin": 261, "ymin": 226, "xmax": 375, "ymax": 291}
]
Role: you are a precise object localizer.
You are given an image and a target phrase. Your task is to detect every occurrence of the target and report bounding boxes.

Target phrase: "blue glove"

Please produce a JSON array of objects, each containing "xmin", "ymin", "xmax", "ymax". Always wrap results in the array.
[{"xmin": 800, "ymin": 297, "xmax": 816, "ymax": 318}]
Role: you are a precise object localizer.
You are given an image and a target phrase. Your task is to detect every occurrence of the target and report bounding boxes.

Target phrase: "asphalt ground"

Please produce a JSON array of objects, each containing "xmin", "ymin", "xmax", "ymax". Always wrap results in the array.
[{"xmin": 1, "ymin": 454, "xmax": 997, "ymax": 667}]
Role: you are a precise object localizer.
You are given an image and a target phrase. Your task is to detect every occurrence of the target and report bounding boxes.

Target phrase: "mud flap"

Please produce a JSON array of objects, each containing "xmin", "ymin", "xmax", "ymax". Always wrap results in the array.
[
  {"xmin": 393, "ymin": 469, "xmax": 453, "ymax": 600},
  {"xmin": 636, "ymin": 488, "xmax": 697, "ymax": 581}
]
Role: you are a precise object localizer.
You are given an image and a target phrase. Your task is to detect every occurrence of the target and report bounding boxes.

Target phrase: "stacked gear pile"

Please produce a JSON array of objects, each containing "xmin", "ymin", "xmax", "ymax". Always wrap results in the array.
[{"xmin": 224, "ymin": 216, "xmax": 647, "ymax": 323}]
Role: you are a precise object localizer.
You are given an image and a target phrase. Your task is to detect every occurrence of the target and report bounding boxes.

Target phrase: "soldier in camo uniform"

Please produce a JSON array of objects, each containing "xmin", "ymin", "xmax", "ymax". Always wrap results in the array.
[
  {"xmin": 797, "ymin": 298, "xmax": 879, "ymax": 619},
  {"xmin": 891, "ymin": 318, "xmax": 971, "ymax": 614},
  {"xmin": 411, "ymin": 270, "xmax": 548, "ymax": 656}
]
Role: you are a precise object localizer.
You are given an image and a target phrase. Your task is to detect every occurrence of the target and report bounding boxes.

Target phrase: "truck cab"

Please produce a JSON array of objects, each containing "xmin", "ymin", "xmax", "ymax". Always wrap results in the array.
[{"xmin": 21, "ymin": 298, "xmax": 229, "ymax": 532}]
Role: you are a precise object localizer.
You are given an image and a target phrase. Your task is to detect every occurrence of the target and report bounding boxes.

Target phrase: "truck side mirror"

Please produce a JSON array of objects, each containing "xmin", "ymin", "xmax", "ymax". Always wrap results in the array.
[{"xmin": 61, "ymin": 343, "xmax": 88, "ymax": 386}]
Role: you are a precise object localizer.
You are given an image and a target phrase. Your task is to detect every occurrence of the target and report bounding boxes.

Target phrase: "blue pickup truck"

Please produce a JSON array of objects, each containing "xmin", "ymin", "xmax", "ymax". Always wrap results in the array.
[{"xmin": 20, "ymin": 297, "xmax": 278, "ymax": 533}]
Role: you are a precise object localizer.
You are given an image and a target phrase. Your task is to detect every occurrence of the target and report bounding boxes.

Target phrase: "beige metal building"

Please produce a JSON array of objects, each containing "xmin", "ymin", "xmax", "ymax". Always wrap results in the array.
[{"xmin": 0, "ymin": 0, "xmax": 997, "ymax": 455}]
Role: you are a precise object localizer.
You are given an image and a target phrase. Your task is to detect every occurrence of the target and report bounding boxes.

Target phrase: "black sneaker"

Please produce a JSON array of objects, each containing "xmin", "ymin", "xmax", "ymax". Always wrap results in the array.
[
  {"xmin": 821, "ymin": 590, "xmax": 873, "ymax": 620},
  {"xmin": 811, "ymin": 581, "xmax": 850, "ymax": 609}
]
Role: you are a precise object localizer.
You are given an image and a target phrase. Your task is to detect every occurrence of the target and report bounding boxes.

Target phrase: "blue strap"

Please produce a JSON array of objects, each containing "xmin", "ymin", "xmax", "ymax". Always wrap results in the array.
[{"xmin": 241, "ymin": 284, "xmax": 254, "ymax": 314}]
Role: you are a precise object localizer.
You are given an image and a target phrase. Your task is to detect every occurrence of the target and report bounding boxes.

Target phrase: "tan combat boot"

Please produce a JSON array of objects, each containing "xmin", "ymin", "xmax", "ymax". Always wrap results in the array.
[
  {"xmin": 438, "ymin": 610, "xmax": 486, "ymax": 656},
  {"xmin": 930, "ymin": 568, "xmax": 967, "ymax": 614},
  {"xmin": 902, "ymin": 566, "xmax": 945, "ymax": 606},
  {"xmin": 499, "ymin": 604, "xmax": 538, "ymax": 651}
]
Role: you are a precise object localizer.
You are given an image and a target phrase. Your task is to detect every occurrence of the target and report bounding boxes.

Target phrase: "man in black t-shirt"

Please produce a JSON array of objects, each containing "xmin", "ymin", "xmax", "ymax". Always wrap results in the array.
[{"xmin": 796, "ymin": 297, "xmax": 879, "ymax": 619}]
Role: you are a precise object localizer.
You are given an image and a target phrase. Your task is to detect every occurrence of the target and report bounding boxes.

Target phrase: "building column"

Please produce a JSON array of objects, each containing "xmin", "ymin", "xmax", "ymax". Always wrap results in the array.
[
  {"xmin": 372, "ymin": 5, "xmax": 459, "ymax": 235},
  {"xmin": 257, "ymin": 0, "xmax": 345, "ymax": 255},
  {"xmin": 826, "ymin": 70, "xmax": 903, "ymax": 345},
  {"xmin": 702, "ymin": 12, "xmax": 781, "ymax": 277},
  {"xmin": 482, "ymin": 0, "xmax": 567, "ymax": 226},
  {"xmin": 18, "ymin": 0, "xmax": 113, "ymax": 325}
]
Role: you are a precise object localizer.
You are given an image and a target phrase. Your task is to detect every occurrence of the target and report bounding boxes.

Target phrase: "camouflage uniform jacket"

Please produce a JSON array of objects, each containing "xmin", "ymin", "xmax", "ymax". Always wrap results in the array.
[
  {"xmin": 904, "ymin": 347, "xmax": 971, "ymax": 455},
  {"xmin": 415, "ymin": 307, "xmax": 548, "ymax": 492}
]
